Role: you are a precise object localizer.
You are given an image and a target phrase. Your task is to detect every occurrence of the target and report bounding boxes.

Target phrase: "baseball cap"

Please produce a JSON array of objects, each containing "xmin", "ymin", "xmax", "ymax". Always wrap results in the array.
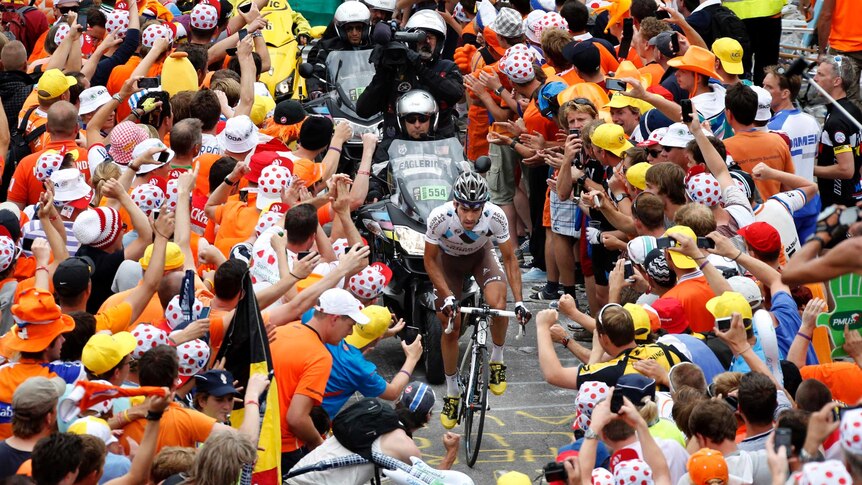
[
  {"xmin": 591, "ymin": 123, "xmax": 633, "ymax": 157},
  {"xmin": 78, "ymin": 86, "xmax": 112, "ymax": 116},
  {"xmin": 12, "ymin": 376, "xmax": 65, "ymax": 418},
  {"xmin": 490, "ymin": 7, "xmax": 524, "ymax": 38},
  {"xmin": 738, "ymin": 221, "xmax": 780, "ymax": 253},
  {"xmin": 604, "ymin": 92, "xmax": 652, "ymax": 113},
  {"xmin": 37, "ymin": 69, "xmax": 77, "ymax": 100},
  {"xmin": 643, "ymin": 248, "xmax": 674, "ymax": 287},
  {"xmin": 81, "ymin": 332, "xmax": 136, "ymax": 375},
  {"xmin": 711, "ymin": 38, "xmax": 743, "ymax": 75},
  {"xmin": 841, "ymin": 408, "xmax": 862, "ymax": 455},
  {"xmin": 729, "ymin": 169, "xmax": 760, "ymax": 203},
  {"xmin": 751, "ymin": 85, "xmax": 773, "ymax": 122},
  {"xmin": 623, "ymin": 303, "xmax": 654, "ymax": 343},
  {"xmin": 497, "ymin": 471, "xmax": 531, "ymax": 485},
  {"xmin": 562, "ymin": 40, "xmax": 600, "ymax": 73},
  {"xmin": 316, "ymin": 288, "xmax": 370, "ymax": 324},
  {"xmin": 194, "ymin": 369, "xmax": 239, "ymax": 397},
  {"xmin": 218, "ymin": 115, "xmax": 259, "ymax": 154},
  {"xmin": 616, "ymin": 373, "xmax": 656, "ymax": 406},
  {"xmin": 626, "ymin": 162, "xmax": 650, "ymax": 190},
  {"xmin": 53, "ymin": 256, "xmax": 95, "ymax": 298},
  {"xmin": 688, "ymin": 448, "xmax": 729, "ymax": 485},
  {"xmin": 139, "ymin": 242, "xmax": 184, "ymax": 270},
  {"xmin": 400, "ymin": 381, "xmax": 436, "ymax": 416},
  {"xmin": 662, "ymin": 225, "xmax": 697, "ymax": 269},
  {"xmin": 627, "ymin": 236, "xmax": 657, "ymax": 265},
  {"xmin": 190, "ymin": 3, "xmax": 219, "ymax": 30},
  {"xmin": 68, "ymin": 416, "xmax": 118, "ymax": 446},
  {"xmin": 648, "ymin": 31, "xmax": 676, "ymax": 58},
  {"xmin": 637, "ymin": 127, "xmax": 668, "ymax": 148},
  {"xmin": 293, "ymin": 159, "xmax": 324, "ymax": 187},
  {"xmin": 345, "ymin": 304, "xmax": 392, "ymax": 349},
  {"xmin": 706, "ymin": 291, "xmax": 753, "ymax": 321},
  {"xmin": 347, "ymin": 262, "xmax": 392, "ymax": 301},
  {"xmin": 273, "ymin": 99, "xmax": 307, "ymax": 126},
  {"xmin": 254, "ymin": 165, "xmax": 292, "ymax": 211},
  {"xmin": 660, "ymin": 122, "xmax": 694, "ymax": 148},
  {"xmin": 250, "ymin": 95, "xmax": 276, "ymax": 126},
  {"xmin": 727, "ymin": 275, "xmax": 763, "ymax": 309},
  {"xmin": 650, "ymin": 297, "xmax": 689, "ymax": 334},
  {"xmin": 247, "ymin": 151, "xmax": 294, "ymax": 184}
]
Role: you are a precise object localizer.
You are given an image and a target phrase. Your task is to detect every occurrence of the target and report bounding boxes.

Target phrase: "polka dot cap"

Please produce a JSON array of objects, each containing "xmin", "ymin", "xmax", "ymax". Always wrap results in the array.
[
  {"xmin": 34, "ymin": 152, "xmax": 64, "ymax": 182},
  {"xmin": 332, "ymin": 238, "xmax": 350, "ymax": 258},
  {"xmin": 54, "ymin": 23, "xmax": 71, "ymax": 45},
  {"xmin": 535, "ymin": 12, "xmax": 567, "ymax": 40},
  {"xmin": 841, "ymin": 408, "xmax": 862, "ymax": 454},
  {"xmin": 163, "ymin": 178, "xmax": 179, "ymax": 212},
  {"xmin": 129, "ymin": 183, "xmax": 165, "ymax": 215},
  {"xmin": 587, "ymin": 0, "xmax": 612, "ymax": 12},
  {"xmin": 164, "ymin": 294, "xmax": 205, "ymax": 330},
  {"xmin": 130, "ymin": 324, "xmax": 170, "ymax": 360},
  {"xmin": 592, "ymin": 468, "xmax": 614, "ymax": 485},
  {"xmin": 685, "ymin": 172, "xmax": 721, "ymax": 207},
  {"xmin": 141, "ymin": 23, "xmax": 174, "ymax": 48},
  {"xmin": 190, "ymin": 4, "xmax": 219, "ymax": 31},
  {"xmin": 613, "ymin": 459, "xmax": 653, "ymax": 485},
  {"xmin": 0, "ymin": 236, "xmax": 16, "ymax": 273},
  {"xmin": 258, "ymin": 165, "xmax": 292, "ymax": 198},
  {"xmin": 573, "ymin": 380, "xmax": 609, "ymax": 431},
  {"xmin": 796, "ymin": 460, "xmax": 851, "ymax": 485},
  {"xmin": 348, "ymin": 262, "xmax": 392, "ymax": 300},
  {"xmin": 255, "ymin": 211, "xmax": 281, "ymax": 238},
  {"xmin": 499, "ymin": 45, "xmax": 536, "ymax": 84},
  {"xmin": 176, "ymin": 339, "xmax": 210, "ymax": 377},
  {"xmin": 105, "ymin": 10, "xmax": 130, "ymax": 37}
]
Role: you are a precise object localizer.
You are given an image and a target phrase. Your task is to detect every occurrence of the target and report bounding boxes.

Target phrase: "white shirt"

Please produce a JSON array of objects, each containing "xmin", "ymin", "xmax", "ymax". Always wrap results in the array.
[
  {"xmin": 616, "ymin": 439, "xmax": 689, "ymax": 485},
  {"xmin": 425, "ymin": 201, "xmax": 510, "ymax": 256},
  {"xmin": 286, "ymin": 436, "xmax": 384, "ymax": 485},
  {"xmin": 753, "ymin": 189, "xmax": 807, "ymax": 259},
  {"xmin": 721, "ymin": 184, "xmax": 755, "ymax": 229},
  {"xmin": 767, "ymin": 109, "xmax": 821, "ymax": 182},
  {"xmin": 199, "ymin": 133, "xmax": 224, "ymax": 156}
]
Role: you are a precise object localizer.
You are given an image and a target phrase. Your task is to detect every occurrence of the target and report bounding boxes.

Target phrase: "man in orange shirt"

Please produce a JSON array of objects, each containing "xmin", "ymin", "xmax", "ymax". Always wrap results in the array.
[
  {"xmin": 722, "ymin": 83, "xmax": 794, "ymax": 199},
  {"xmin": 660, "ymin": 225, "xmax": 717, "ymax": 333},
  {"xmin": 10, "ymin": 101, "xmax": 90, "ymax": 209},
  {"xmin": 18, "ymin": 69, "xmax": 78, "ymax": 155},
  {"xmin": 817, "ymin": 0, "xmax": 862, "ymax": 107},
  {"xmin": 271, "ymin": 288, "xmax": 369, "ymax": 471}
]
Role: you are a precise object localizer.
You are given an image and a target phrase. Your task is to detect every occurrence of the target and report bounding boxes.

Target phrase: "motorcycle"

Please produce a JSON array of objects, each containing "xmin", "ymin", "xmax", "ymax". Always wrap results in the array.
[
  {"xmin": 298, "ymin": 49, "xmax": 384, "ymax": 175},
  {"xmin": 356, "ymin": 138, "xmax": 484, "ymax": 384}
]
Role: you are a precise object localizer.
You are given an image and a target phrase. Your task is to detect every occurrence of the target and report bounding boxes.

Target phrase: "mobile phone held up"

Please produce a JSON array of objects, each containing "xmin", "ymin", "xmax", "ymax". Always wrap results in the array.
[
  {"xmin": 774, "ymin": 428, "xmax": 792, "ymax": 457},
  {"xmin": 680, "ymin": 98, "xmax": 694, "ymax": 123},
  {"xmin": 624, "ymin": 260, "xmax": 634, "ymax": 281},
  {"xmin": 138, "ymin": 77, "xmax": 160, "ymax": 89},
  {"xmin": 606, "ymin": 78, "xmax": 628, "ymax": 92}
]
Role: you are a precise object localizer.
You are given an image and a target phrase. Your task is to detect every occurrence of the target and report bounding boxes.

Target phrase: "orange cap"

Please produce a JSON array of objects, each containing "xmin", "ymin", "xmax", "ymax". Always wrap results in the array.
[
  {"xmin": 293, "ymin": 159, "xmax": 324, "ymax": 187},
  {"xmin": 667, "ymin": 46, "xmax": 724, "ymax": 82},
  {"xmin": 687, "ymin": 448, "xmax": 729, "ymax": 485},
  {"xmin": 6, "ymin": 288, "xmax": 75, "ymax": 353}
]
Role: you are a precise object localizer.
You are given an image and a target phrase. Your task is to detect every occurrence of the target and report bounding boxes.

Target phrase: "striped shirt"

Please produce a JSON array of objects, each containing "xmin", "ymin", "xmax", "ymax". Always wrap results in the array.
[{"xmin": 22, "ymin": 220, "xmax": 80, "ymax": 257}]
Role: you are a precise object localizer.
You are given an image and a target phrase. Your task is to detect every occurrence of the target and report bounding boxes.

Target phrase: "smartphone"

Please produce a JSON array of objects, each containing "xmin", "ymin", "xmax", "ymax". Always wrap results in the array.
[
  {"xmin": 610, "ymin": 387, "xmax": 624, "ymax": 414},
  {"xmin": 670, "ymin": 31, "xmax": 680, "ymax": 56},
  {"xmin": 543, "ymin": 462, "xmax": 567, "ymax": 482},
  {"xmin": 622, "ymin": 18, "xmax": 633, "ymax": 39},
  {"xmin": 569, "ymin": 128, "xmax": 580, "ymax": 137},
  {"xmin": 593, "ymin": 195, "xmax": 600, "ymax": 208},
  {"xmin": 238, "ymin": 2, "xmax": 252, "ymax": 13},
  {"xmin": 572, "ymin": 181, "xmax": 583, "ymax": 199},
  {"xmin": 437, "ymin": 0, "xmax": 446, "ymax": 12},
  {"xmin": 624, "ymin": 260, "xmax": 634, "ymax": 280},
  {"xmin": 297, "ymin": 251, "xmax": 316, "ymax": 260},
  {"xmin": 680, "ymin": 98, "xmax": 694, "ymax": 123},
  {"xmin": 606, "ymin": 78, "xmax": 628, "ymax": 92},
  {"xmin": 774, "ymin": 428, "xmax": 792, "ymax": 457},
  {"xmin": 138, "ymin": 77, "xmax": 160, "ymax": 89},
  {"xmin": 716, "ymin": 316, "xmax": 732, "ymax": 332},
  {"xmin": 696, "ymin": 237, "xmax": 715, "ymax": 249},
  {"xmin": 21, "ymin": 238, "xmax": 34, "ymax": 252},
  {"xmin": 655, "ymin": 237, "xmax": 676, "ymax": 249},
  {"xmin": 198, "ymin": 306, "xmax": 211, "ymax": 319},
  {"xmin": 157, "ymin": 150, "xmax": 170, "ymax": 164},
  {"xmin": 237, "ymin": 28, "xmax": 249, "ymax": 41},
  {"xmin": 656, "ymin": 10, "xmax": 671, "ymax": 20}
]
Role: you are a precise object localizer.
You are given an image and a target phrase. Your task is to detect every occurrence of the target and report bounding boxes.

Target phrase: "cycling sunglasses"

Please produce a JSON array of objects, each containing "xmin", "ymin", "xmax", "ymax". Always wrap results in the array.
[
  {"xmin": 564, "ymin": 98, "xmax": 596, "ymax": 110},
  {"xmin": 403, "ymin": 114, "xmax": 430, "ymax": 124},
  {"xmin": 595, "ymin": 303, "xmax": 622, "ymax": 335},
  {"xmin": 455, "ymin": 200, "xmax": 484, "ymax": 210}
]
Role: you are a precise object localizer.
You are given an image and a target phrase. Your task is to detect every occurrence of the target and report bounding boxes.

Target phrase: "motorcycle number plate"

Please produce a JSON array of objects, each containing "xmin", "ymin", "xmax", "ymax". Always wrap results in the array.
[{"xmin": 418, "ymin": 185, "xmax": 449, "ymax": 201}]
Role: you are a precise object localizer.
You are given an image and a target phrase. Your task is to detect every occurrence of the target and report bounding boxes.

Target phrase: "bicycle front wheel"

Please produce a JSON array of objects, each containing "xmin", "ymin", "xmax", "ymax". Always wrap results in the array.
[{"xmin": 463, "ymin": 344, "xmax": 489, "ymax": 467}]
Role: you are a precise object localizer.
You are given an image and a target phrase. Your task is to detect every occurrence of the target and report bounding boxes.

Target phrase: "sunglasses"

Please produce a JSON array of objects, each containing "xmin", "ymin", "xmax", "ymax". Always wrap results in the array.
[
  {"xmin": 595, "ymin": 303, "xmax": 622, "ymax": 335},
  {"xmin": 403, "ymin": 114, "xmax": 430, "ymax": 124},
  {"xmin": 456, "ymin": 200, "xmax": 484, "ymax": 210},
  {"xmin": 647, "ymin": 149, "xmax": 662, "ymax": 158},
  {"xmin": 59, "ymin": 5, "xmax": 78, "ymax": 14},
  {"xmin": 345, "ymin": 24, "xmax": 365, "ymax": 32}
]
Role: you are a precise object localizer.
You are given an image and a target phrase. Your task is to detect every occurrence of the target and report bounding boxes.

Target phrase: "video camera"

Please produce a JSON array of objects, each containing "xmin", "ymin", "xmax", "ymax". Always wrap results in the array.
[{"xmin": 369, "ymin": 20, "xmax": 427, "ymax": 68}]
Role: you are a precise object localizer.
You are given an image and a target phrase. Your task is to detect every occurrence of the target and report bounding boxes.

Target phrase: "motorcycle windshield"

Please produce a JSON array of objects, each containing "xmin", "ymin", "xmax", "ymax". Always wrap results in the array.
[
  {"xmin": 326, "ymin": 49, "xmax": 375, "ymax": 118},
  {"xmin": 388, "ymin": 137, "xmax": 465, "ymax": 223}
]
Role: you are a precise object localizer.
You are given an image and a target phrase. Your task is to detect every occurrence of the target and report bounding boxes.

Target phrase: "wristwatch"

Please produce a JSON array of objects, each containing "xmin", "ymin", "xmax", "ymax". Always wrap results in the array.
[
  {"xmin": 584, "ymin": 428, "xmax": 599, "ymax": 440},
  {"xmin": 111, "ymin": 93, "xmax": 123, "ymax": 102},
  {"xmin": 223, "ymin": 176, "xmax": 238, "ymax": 186},
  {"xmin": 494, "ymin": 86, "xmax": 505, "ymax": 96}
]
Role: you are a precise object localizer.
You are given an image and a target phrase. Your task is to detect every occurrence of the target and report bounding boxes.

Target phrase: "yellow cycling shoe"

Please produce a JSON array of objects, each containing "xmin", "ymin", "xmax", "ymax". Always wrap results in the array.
[
  {"xmin": 440, "ymin": 396, "xmax": 460, "ymax": 429},
  {"xmin": 489, "ymin": 362, "xmax": 507, "ymax": 396}
]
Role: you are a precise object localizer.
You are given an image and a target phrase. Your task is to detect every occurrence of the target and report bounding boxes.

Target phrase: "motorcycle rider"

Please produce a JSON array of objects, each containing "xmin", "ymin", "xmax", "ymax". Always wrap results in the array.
[
  {"xmin": 356, "ymin": 9, "xmax": 464, "ymax": 139},
  {"xmin": 365, "ymin": 0, "xmax": 396, "ymax": 24},
  {"xmin": 306, "ymin": 2, "xmax": 372, "ymax": 96}
]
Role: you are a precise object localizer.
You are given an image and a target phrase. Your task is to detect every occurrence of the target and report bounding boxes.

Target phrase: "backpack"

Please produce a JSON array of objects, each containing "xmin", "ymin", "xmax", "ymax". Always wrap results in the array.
[
  {"xmin": 3, "ymin": 106, "xmax": 45, "ymax": 198},
  {"xmin": 331, "ymin": 398, "xmax": 405, "ymax": 460},
  {"xmin": 708, "ymin": 5, "xmax": 750, "ymax": 57},
  {"xmin": 0, "ymin": 2, "xmax": 48, "ymax": 53}
]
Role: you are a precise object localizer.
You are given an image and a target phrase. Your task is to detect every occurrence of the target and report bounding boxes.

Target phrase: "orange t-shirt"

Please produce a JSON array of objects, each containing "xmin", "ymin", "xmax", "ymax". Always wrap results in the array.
[
  {"xmin": 829, "ymin": 0, "xmax": 862, "ymax": 52},
  {"xmin": 662, "ymin": 274, "xmax": 717, "ymax": 333},
  {"xmin": 119, "ymin": 402, "xmax": 216, "ymax": 454},
  {"xmin": 0, "ymin": 359, "xmax": 84, "ymax": 439},
  {"xmin": 9, "ymin": 141, "xmax": 91, "ymax": 207},
  {"xmin": 107, "ymin": 57, "xmax": 162, "ymax": 122},
  {"xmin": 271, "ymin": 322, "xmax": 332, "ymax": 452},
  {"xmin": 28, "ymin": 29, "xmax": 49, "ymax": 64},
  {"xmin": 800, "ymin": 362, "xmax": 862, "ymax": 405},
  {"xmin": 724, "ymin": 131, "xmax": 794, "ymax": 199},
  {"xmin": 213, "ymin": 195, "xmax": 260, "ymax": 257}
]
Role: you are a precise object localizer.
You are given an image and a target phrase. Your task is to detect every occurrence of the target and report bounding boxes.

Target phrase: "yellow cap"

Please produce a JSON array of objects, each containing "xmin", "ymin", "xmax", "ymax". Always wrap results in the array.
[
  {"xmin": 250, "ymin": 95, "xmax": 276, "ymax": 126},
  {"xmin": 591, "ymin": 123, "xmax": 634, "ymax": 158},
  {"xmin": 497, "ymin": 471, "xmax": 532, "ymax": 485},
  {"xmin": 706, "ymin": 291, "xmax": 753, "ymax": 320},
  {"xmin": 345, "ymin": 305, "xmax": 392, "ymax": 349},
  {"xmin": 712, "ymin": 38, "xmax": 744, "ymax": 75},
  {"xmin": 161, "ymin": 52, "xmax": 199, "ymax": 97},
  {"xmin": 626, "ymin": 162, "xmax": 650, "ymax": 190},
  {"xmin": 662, "ymin": 225, "xmax": 697, "ymax": 269},
  {"xmin": 37, "ymin": 69, "xmax": 77, "ymax": 100},
  {"xmin": 623, "ymin": 303, "xmax": 652, "ymax": 343},
  {"xmin": 605, "ymin": 92, "xmax": 645, "ymax": 110},
  {"xmin": 81, "ymin": 332, "xmax": 137, "ymax": 375},
  {"xmin": 140, "ymin": 242, "xmax": 184, "ymax": 270}
]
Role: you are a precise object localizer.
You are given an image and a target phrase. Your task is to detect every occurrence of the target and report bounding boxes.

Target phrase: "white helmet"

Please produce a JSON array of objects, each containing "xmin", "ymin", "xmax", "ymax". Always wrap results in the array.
[
  {"xmin": 396, "ymin": 89, "xmax": 439, "ymax": 133},
  {"xmin": 364, "ymin": 0, "xmax": 396, "ymax": 12},
  {"xmin": 405, "ymin": 9, "xmax": 447, "ymax": 42},
  {"xmin": 334, "ymin": 1, "xmax": 372, "ymax": 41}
]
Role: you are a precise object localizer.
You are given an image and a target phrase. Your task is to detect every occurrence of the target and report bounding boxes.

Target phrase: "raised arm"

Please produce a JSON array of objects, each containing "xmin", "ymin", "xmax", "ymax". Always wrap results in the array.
[
  {"xmin": 105, "ymin": 390, "xmax": 170, "ymax": 485},
  {"xmin": 535, "ymin": 310, "xmax": 581, "ymax": 389},
  {"xmin": 99, "ymin": 179, "xmax": 154, "ymax": 260},
  {"xmin": 690, "ymin": 115, "xmax": 733, "ymax": 189},
  {"xmin": 87, "ymin": 77, "xmax": 141, "ymax": 149},
  {"xmin": 123, "ymin": 212, "xmax": 174, "ymax": 324},
  {"xmin": 233, "ymin": 35, "xmax": 257, "ymax": 118},
  {"xmin": 206, "ymin": 161, "xmax": 248, "ymax": 219}
]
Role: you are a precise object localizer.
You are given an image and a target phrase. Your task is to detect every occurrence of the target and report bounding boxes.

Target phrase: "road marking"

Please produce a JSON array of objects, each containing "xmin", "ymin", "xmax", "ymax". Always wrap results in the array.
[
  {"xmin": 515, "ymin": 411, "xmax": 577, "ymax": 425},
  {"xmin": 490, "ymin": 403, "xmax": 576, "ymax": 412}
]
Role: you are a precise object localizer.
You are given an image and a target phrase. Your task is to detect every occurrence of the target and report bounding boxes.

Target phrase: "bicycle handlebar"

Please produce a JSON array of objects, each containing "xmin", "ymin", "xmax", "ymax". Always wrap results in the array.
[{"xmin": 444, "ymin": 306, "xmax": 518, "ymax": 335}]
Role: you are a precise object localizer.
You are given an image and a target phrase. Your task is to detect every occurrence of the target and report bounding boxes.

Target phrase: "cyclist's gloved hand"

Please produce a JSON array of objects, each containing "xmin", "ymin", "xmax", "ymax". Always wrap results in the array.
[
  {"xmin": 514, "ymin": 301, "xmax": 531, "ymax": 324},
  {"xmin": 441, "ymin": 295, "xmax": 458, "ymax": 318},
  {"xmin": 586, "ymin": 227, "xmax": 603, "ymax": 245}
]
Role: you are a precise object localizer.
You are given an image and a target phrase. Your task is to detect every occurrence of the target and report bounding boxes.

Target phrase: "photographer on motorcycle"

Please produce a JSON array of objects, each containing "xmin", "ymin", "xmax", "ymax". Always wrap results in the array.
[
  {"xmin": 306, "ymin": 2, "xmax": 372, "ymax": 96},
  {"xmin": 356, "ymin": 9, "xmax": 464, "ymax": 139}
]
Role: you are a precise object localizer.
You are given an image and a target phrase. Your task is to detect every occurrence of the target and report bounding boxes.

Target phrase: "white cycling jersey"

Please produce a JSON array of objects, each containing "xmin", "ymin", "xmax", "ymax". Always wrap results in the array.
[{"xmin": 424, "ymin": 201, "xmax": 510, "ymax": 256}]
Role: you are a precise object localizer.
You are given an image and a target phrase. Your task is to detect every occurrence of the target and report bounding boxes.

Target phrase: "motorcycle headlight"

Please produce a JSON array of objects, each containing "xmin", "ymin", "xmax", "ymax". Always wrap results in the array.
[
  {"xmin": 394, "ymin": 225, "xmax": 425, "ymax": 256},
  {"xmin": 276, "ymin": 76, "xmax": 293, "ymax": 96}
]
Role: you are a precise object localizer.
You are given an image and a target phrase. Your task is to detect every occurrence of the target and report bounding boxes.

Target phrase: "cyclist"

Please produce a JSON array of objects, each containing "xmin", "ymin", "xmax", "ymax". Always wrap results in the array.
[{"xmin": 424, "ymin": 172, "xmax": 531, "ymax": 429}]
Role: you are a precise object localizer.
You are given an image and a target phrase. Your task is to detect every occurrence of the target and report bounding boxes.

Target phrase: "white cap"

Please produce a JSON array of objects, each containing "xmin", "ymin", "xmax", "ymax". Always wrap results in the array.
[
  {"xmin": 316, "ymin": 288, "xmax": 370, "ymax": 324},
  {"xmin": 728, "ymin": 275, "xmax": 762, "ymax": 309},
  {"xmin": 218, "ymin": 115, "xmax": 259, "ymax": 154},
  {"xmin": 78, "ymin": 86, "xmax": 112, "ymax": 115},
  {"xmin": 751, "ymin": 85, "xmax": 773, "ymax": 122},
  {"xmin": 131, "ymin": 138, "xmax": 174, "ymax": 174},
  {"xmin": 660, "ymin": 122, "xmax": 694, "ymax": 148},
  {"xmin": 68, "ymin": 415, "xmax": 118, "ymax": 446},
  {"xmin": 626, "ymin": 236, "xmax": 658, "ymax": 265}
]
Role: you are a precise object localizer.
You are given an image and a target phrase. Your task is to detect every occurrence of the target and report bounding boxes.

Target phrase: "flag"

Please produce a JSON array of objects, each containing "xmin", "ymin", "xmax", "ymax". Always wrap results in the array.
[
  {"xmin": 215, "ymin": 271, "xmax": 281, "ymax": 485},
  {"xmin": 57, "ymin": 381, "xmax": 166, "ymax": 422}
]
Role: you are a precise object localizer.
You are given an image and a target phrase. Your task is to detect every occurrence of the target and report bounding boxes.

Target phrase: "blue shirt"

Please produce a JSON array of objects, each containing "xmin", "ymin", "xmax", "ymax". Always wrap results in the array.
[
  {"xmin": 99, "ymin": 453, "xmax": 131, "ymax": 484},
  {"xmin": 668, "ymin": 334, "xmax": 726, "ymax": 383},
  {"xmin": 771, "ymin": 291, "xmax": 818, "ymax": 365},
  {"xmin": 321, "ymin": 341, "xmax": 388, "ymax": 418}
]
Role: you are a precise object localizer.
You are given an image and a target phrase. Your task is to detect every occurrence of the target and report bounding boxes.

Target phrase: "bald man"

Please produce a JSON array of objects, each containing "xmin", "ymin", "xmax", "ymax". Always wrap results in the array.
[
  {"xmin": 10, "ymin": 101, "xmax": 92, "ymax": 209},
  {"xmin": 1, "ymin": 41, "xmax": 28, "ymax": 73}
]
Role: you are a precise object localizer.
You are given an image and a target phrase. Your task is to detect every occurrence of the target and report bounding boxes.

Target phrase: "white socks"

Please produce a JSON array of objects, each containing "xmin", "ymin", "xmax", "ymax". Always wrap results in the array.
[
  {"xmin": 491, "ymin": 344, "xmax": 504, "ymax": 363},
  {"xmin": 446, "ymin": 373, "xmax": 459, "ymax": 397}
]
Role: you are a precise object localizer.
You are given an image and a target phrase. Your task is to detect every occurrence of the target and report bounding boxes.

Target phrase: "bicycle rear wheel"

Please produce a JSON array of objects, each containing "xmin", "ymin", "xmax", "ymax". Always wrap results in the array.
[{"xmin": 462, "ymin": 343, "xmax": 489, "ymax": 467}]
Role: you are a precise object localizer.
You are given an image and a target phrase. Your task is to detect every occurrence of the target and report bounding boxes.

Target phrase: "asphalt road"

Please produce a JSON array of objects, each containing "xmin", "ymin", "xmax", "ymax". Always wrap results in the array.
[{"xmin": 365, "ymin": 274, "xmax": 587, "ymax": 485}]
